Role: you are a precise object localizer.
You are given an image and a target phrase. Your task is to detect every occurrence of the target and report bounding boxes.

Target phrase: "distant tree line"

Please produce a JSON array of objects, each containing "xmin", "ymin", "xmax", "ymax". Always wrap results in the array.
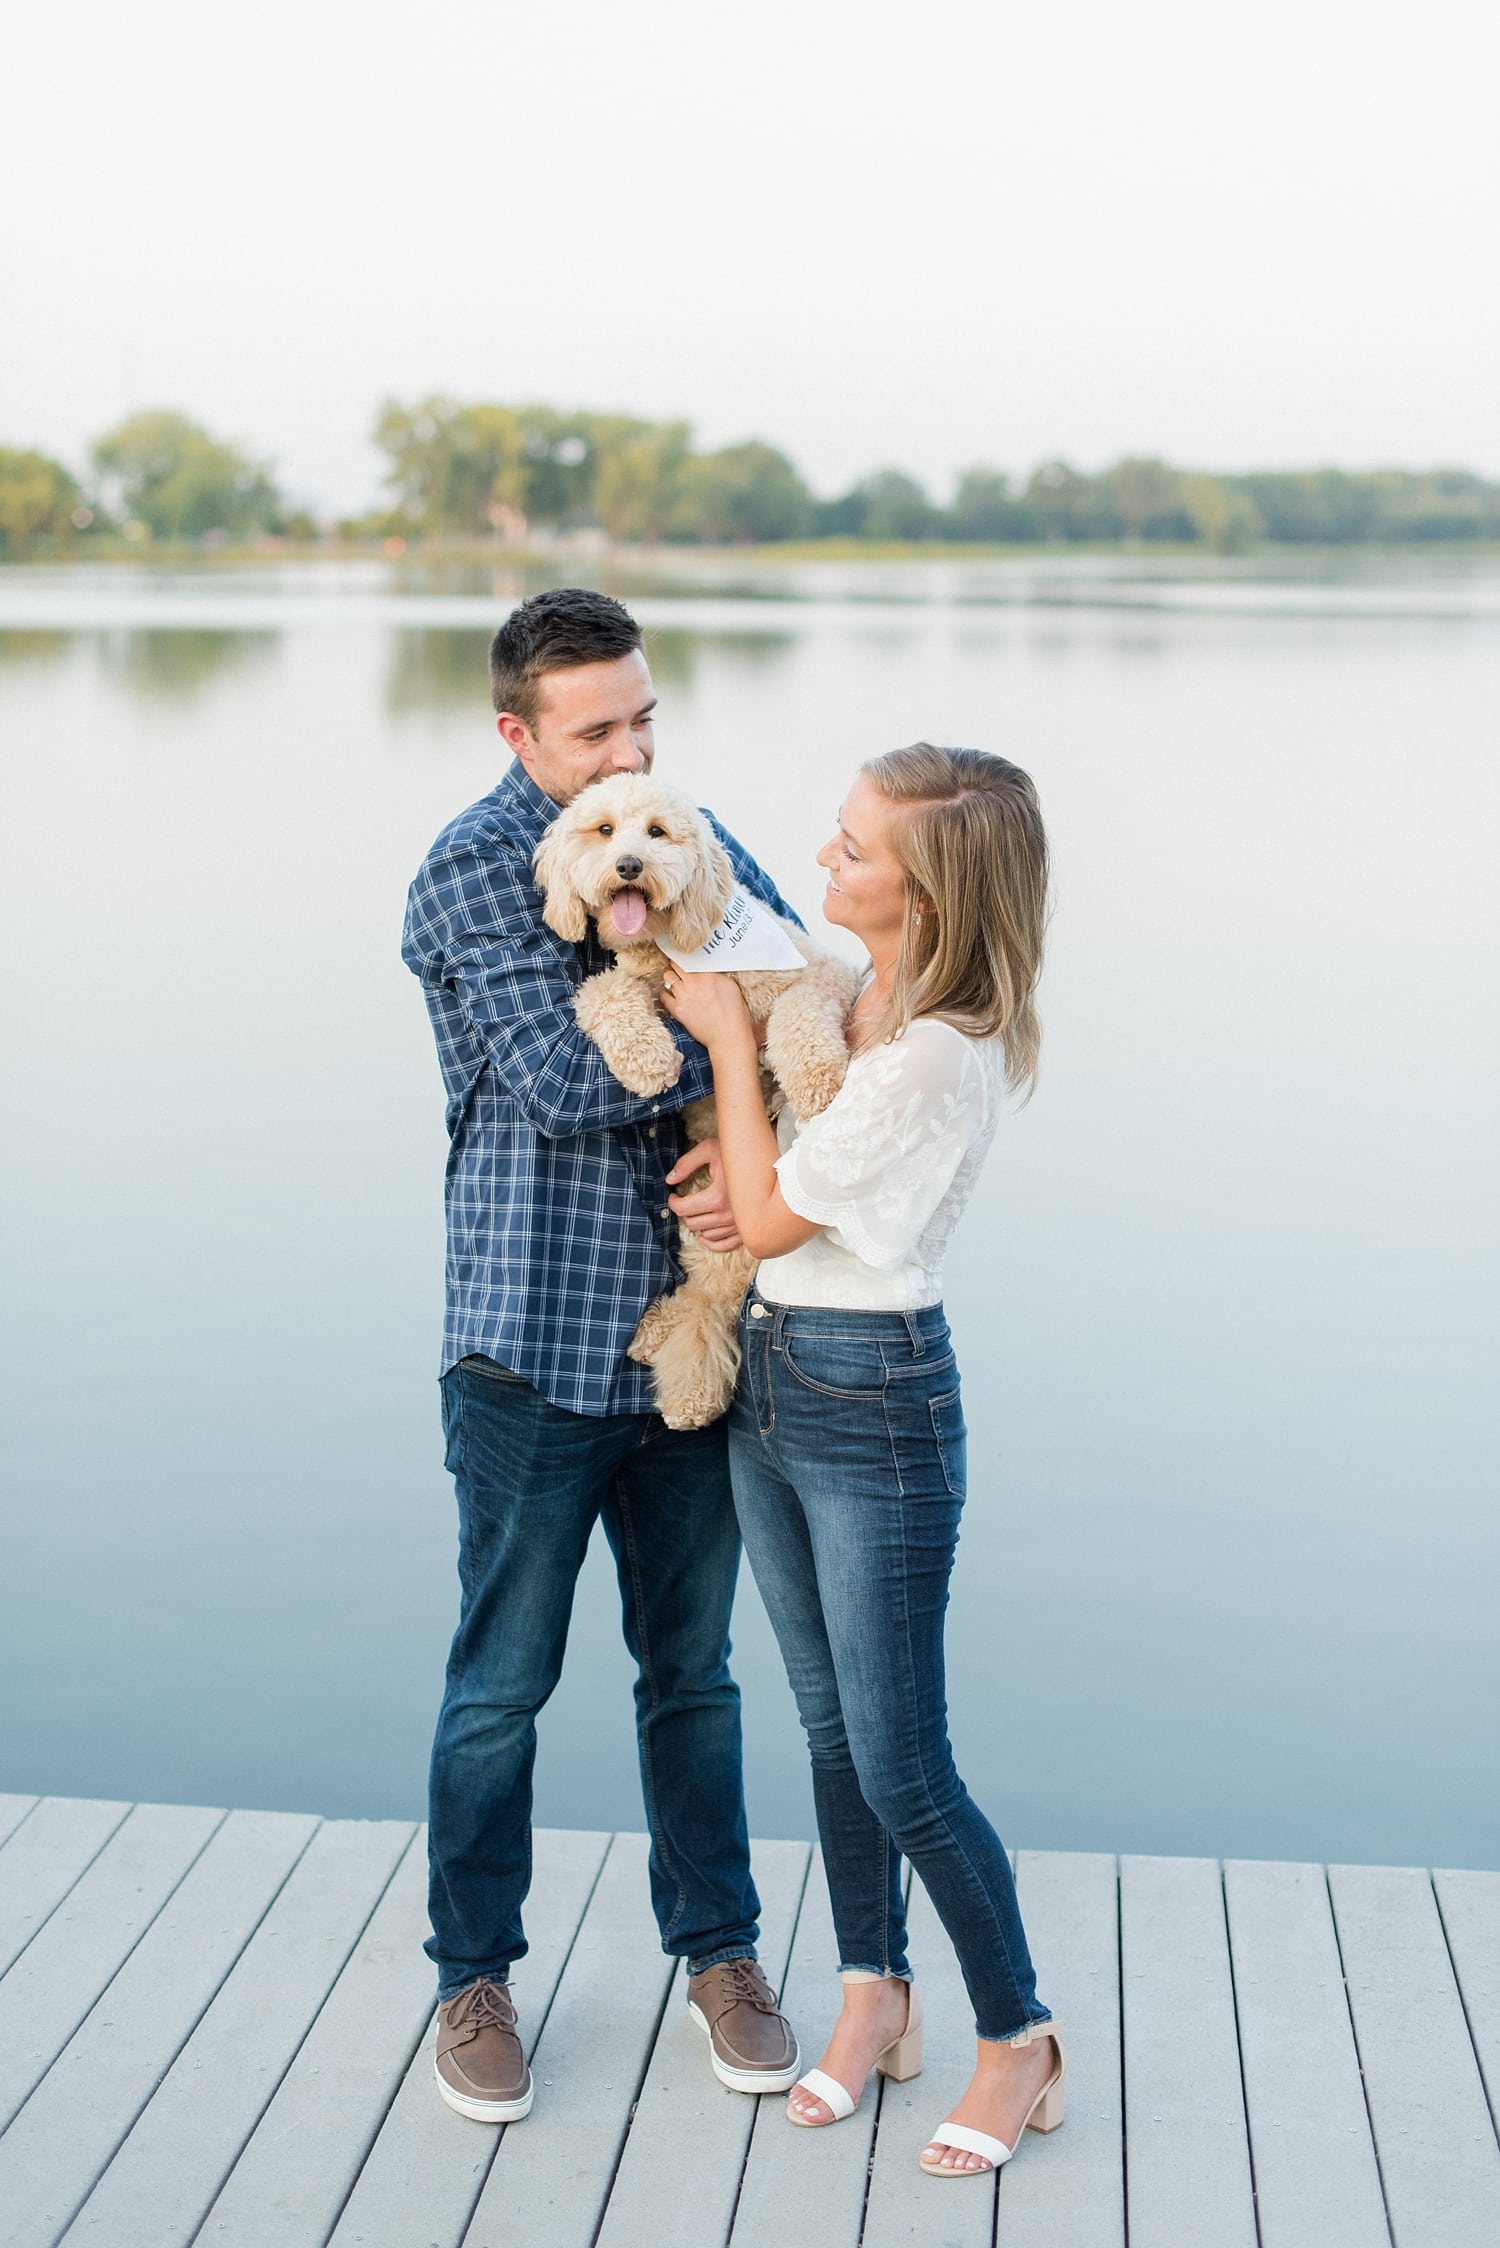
[{"xmin": 4, "ymin": 397, "xmax": 1500, "ymax": 556}]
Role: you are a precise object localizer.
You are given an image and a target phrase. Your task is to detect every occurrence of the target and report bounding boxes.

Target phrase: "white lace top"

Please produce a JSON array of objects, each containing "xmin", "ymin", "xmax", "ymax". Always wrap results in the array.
[{"xmin": 756, "ymin": 1018, "xmax": 1005, "ymax": 1310}]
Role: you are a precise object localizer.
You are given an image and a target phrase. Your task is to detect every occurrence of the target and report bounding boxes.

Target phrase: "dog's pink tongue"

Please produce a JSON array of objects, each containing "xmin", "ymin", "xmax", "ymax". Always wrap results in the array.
[{"xmin": 610, "ymin": 888, "xmax": 649, "ymax": 937}]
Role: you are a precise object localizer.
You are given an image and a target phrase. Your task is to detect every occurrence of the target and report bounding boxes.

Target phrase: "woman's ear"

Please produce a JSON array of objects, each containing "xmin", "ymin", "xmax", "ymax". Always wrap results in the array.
[
  {"xmin": 532, "ymin": 823, "xmax": 591, "ymax": 943},
  {"xmin": 669, "ymin": 816, "xmax": 737, "ymax": 951}
]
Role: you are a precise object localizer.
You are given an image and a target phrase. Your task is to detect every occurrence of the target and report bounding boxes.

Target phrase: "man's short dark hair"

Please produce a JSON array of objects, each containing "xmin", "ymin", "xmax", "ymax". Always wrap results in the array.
[{"xmin": 489, "ymin": 587, "xmax": 644, "ymax": 729}]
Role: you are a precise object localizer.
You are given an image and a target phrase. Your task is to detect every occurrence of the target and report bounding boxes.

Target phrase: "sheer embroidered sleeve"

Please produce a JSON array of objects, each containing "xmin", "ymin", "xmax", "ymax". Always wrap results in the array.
[{"xmin": 774, "ymin": 1022, "xmax": 992, "ymax": 1271}]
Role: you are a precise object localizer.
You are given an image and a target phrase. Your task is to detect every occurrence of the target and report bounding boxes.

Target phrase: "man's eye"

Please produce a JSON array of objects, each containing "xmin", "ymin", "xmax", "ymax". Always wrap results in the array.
[{"xmin": 648, "ymin": 824, "xmax": 667, "ymax": 839}]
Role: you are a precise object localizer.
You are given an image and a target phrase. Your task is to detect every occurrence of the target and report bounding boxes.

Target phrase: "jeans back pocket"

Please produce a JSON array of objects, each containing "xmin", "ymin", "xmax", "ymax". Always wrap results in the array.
[{"xmin": 929, "ymin": 1388, "xmax": 967, "ymax": 1496}]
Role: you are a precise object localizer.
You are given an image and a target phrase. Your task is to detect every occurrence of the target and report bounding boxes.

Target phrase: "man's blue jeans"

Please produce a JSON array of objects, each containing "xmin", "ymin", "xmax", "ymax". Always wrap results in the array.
[
  {"xmin": 729, "ymin": 1294, "xmax": 1051, "ymax": 2044},
  {"xmin": 426, "ymin": 1356, "xmax": 761, "ymax": 1997}
]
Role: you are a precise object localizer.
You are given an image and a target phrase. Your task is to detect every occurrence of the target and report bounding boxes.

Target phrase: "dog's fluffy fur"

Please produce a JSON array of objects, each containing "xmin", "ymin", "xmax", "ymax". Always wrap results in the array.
[{"xmin": 534, "ymin": 773, "xmax": 861, "ymax": 1428}]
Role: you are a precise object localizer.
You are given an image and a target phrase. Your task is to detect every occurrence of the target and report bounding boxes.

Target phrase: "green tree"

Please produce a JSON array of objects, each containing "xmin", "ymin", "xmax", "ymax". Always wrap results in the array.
[
  {"xmin": 591, "ymin": 418, "xmax": 692, "ymax": 542},
  {"xmin": 1096, "ymin": 457, "xmax": 1193, "ymax": 540},
  {"xmin": 374, "ymin": 397, "xmax": 529, "ymax": 535},
  {"xmin": 834, "ymin": 468, "xmax": 936, "ymax": 541},
  {"xmin": 945, "ymin": 467, "xmax": 1036, "ymax": 542},
  {"xmin": 0, "ymin": 448, "xmax": 83, "ymax": 554},
  {"xmin": 670, "ymin": 442, "xmax": 815, "ymax": 543},
  {"xmin": 91, "ymin": 411, "xmax": 280, "ymax": 541}
]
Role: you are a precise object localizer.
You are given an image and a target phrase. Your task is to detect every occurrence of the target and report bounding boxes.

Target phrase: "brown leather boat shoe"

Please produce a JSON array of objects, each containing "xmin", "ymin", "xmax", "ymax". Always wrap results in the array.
[
  {"xmin": 435, "ymin": 1977, "xmax": 533, "ymax": 2122},
  {"xmin": 687, "ymin": 1957, "xmax": 801, "ymax": 2093}
]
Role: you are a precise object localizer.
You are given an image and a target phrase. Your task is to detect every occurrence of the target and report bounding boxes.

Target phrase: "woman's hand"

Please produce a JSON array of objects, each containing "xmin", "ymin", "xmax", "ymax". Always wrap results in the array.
[{"xmin": 659, "ymin": 970, "xmax": 755, "ymax": 1052}]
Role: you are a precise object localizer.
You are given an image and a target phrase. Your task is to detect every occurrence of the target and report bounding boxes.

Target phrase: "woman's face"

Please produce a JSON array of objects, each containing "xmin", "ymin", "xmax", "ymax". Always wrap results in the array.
[{"xmin": 816, "ymin": 773, "xmax": 910, "ymax": 956}]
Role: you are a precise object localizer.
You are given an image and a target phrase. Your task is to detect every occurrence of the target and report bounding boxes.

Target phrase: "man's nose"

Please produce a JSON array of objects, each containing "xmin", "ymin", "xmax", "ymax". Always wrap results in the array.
[
  {"xmin": 608, "ymin": 741, "xmax": 647, "ymax": 771},
  {"xmin": 615, "ymin": 854, "xmax": 644, "ymax": 880}
]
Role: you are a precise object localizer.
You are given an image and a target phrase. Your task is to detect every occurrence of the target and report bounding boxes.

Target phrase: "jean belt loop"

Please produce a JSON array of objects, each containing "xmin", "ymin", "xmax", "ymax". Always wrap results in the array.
[{"xmin": 904, "ymin": 1311, "xmax": 925, "ymax": 1355}]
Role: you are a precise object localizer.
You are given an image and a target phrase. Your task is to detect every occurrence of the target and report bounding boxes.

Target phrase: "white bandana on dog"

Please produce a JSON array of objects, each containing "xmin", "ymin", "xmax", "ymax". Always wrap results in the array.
[{"xmin": 658, "ymin": 887, "xmax": 807, "ymax": 974}]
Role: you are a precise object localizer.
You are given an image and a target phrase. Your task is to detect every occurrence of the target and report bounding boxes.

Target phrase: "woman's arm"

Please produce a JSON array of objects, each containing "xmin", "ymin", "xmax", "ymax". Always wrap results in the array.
[{"xmin": 659, "ymin": 974, "xmax": 823, "ymax": 1260}]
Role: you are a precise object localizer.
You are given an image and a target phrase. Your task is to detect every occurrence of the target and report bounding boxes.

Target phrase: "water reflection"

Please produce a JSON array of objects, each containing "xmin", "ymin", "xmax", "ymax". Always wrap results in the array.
[
  {"xmin": 386, "ymin": 627, "xmax": 492, "ymax": 711},
  {"xmin": 96, "ymin": 628, "xmax": 279, "ymax": 700},
  {"xmin": 0, "ymin": 628, "xmax": 73, "ymax": 670}
]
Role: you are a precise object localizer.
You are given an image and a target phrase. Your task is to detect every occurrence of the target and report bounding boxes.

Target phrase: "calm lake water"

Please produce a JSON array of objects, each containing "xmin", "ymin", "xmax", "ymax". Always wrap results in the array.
[{"xmin": 2, "ymin": 553, "xmax": 1496, "ymax": 1870}]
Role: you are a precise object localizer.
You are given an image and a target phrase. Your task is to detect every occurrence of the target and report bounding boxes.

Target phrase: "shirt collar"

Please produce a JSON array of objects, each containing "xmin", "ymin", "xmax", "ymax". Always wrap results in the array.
[{"xmin": 493, "ymin": 757, "xmax": 559, "ymax": 853}]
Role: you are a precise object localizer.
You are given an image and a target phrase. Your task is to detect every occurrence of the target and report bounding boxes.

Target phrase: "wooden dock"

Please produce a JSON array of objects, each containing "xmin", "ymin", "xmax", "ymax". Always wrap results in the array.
[{"xmin": 0, "ymin": 1794, "xmax": 1497, "ymax": 2247}]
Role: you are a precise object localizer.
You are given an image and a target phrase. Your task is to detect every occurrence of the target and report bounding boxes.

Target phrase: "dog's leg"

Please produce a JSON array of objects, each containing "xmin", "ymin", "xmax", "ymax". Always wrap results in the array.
[
  {"xmin": 573, "ymin": 958, "xmax": 681, "ymax": 1096},
  {"xmin": 648, "ymin": 1240, "xmax": 758, "ymax": 1429},
  {"xmin": 762, "ymin": 959, "xmax": 864, "ymax": 1119}
]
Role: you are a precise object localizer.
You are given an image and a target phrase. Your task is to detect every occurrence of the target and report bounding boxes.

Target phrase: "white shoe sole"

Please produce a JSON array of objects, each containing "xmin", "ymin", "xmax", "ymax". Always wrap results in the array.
[
  {"xmin": 434, "ymin": 2058, "xmax": 534, "ymax": 2123},
  {"xmin": 688, "ymin": 1999, "xmax": 802, "ymax": 2094}
]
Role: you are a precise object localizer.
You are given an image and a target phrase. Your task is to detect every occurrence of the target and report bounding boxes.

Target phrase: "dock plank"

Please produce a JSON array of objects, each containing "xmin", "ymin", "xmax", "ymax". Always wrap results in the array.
[
  {"xmin": 1119, "ymin": 1854, "xmax": 1256, "ymax": 2248},
  {"xmin": 1434, "ymin": 1867, "xmax": 1500, "ymax": 2139},
  {"xmin": 1224, "ymin": 1859, "xmax": 1388, "ymax": 2248},
  {"xmin": 462, "ymin": 1832, "xmax": 676, "ymax": 2248},
  {"xmin": 998, "ymin": 1850, "xmax": 1123, "ymax": 2248},
  {"xmin": 0, "ymin": 1801, "xmax": 223, "ymax": 2133},
  {"xmin": 192, "ymin": 1825, "xmax": 431, "ymax": 2248},
  {"xmin": 1331, "ymin": 1863, "xmax": 1500, "ymax": 2248},
  {"xmin": 61, "ymin": 1816, "xmax": 415, "ymax": 2248},
  {"xmin": 0, "ymin": 1808, "xmax": 316, "ymax": 2248},
  {"xmin": 327, "ymin": 1826, "xmax": 612, "ymax": 2248},
  {"xmin": 0, "ymin": 1797, "xmax": 132, "ymax": 1979},
  {"xmin": 860, "ymin": 1866, "xmax": 996, "ymax": 2248},
  {"xmin": 729, "ymin": 1849, "xmax": 883, "ymax": 2248},
  {"xmin": 595, "ymin": 1837, "xmax": 811, "ymax": 2248},
  {"xmin": 0, "ymin": 1799, "xmax": 38, "ymax": 1852}
]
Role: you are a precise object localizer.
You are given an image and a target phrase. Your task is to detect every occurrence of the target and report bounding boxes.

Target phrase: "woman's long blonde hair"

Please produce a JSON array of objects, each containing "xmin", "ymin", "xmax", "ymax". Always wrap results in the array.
[{"xmin": 856, "ymin": 744, "xmax": 1050, "ymax": 1097}]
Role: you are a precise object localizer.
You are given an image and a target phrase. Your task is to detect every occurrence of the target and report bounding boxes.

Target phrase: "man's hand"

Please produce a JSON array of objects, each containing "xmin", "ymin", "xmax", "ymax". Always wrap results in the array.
[{"xmin": 665, "ymin": 1137, "xmax": 745, "ymax": 1254}]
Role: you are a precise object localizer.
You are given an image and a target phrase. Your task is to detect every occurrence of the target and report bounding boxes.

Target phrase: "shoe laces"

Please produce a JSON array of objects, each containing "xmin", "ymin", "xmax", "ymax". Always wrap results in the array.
[
  {"xmin": 718, "ymin": 1957, "xmax": 777, "ymax": 2014},
  {"xmin": 454, "ymin": 1978, "xmax": 514, "ymax": 2032}
]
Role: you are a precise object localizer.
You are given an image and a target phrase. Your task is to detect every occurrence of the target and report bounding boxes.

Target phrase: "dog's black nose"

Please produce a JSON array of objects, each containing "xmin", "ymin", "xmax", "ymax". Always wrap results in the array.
[{"xmin": 615, "ymin": 855, "xmax": 644, "ymax": 880}]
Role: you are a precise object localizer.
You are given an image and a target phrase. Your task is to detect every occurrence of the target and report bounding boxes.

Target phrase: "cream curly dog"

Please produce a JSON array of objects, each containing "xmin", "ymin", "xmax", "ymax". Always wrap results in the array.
[{"xmin": 534, "ymin": 773, "xmax": 861, "ymax": 1428}]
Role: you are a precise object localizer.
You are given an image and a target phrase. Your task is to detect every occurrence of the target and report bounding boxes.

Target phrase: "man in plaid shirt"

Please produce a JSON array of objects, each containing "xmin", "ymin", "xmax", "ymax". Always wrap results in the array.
[{"xmin": 404, "ymin": 589, "xmax": 803, "ymax": 2122}]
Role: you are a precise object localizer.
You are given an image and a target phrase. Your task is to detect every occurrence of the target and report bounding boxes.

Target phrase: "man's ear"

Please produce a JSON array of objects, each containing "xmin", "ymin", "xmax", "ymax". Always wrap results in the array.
[
  {"xmin": 532, "ymin": 820, "xmax": 590, "ymax": 943},
  {"xmin": 498, "ymin": 711, "xmax": 535, "ymax": 770}
]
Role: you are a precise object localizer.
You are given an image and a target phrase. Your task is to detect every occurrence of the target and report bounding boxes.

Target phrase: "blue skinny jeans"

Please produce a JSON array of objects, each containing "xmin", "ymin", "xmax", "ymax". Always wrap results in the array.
[{"xmin": 729, "ymin": 1293, "xmax": 1051, "ymax": 2043}]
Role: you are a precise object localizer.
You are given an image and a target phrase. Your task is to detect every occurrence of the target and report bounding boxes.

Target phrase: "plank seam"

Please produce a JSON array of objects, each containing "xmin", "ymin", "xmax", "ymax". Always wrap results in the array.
[
  {"xmin": 721, "ymin": 1846, "xmax": 815, "ymax": 2248},
  {"xmin": 0, "ymin": 1797, "xmax": 137, "ymax": 1986},
  {"xmin": 39, "ymin": 1812, "xmax": 327, "ymax": 2248},
  {"xmin": 0, "ymin": 1802, "xmax": 232, "ymax": 2153},
  {"xmin": 1431, "ymin": 1870, "xmax": 1500, "ymax": 2151},
  {"xmin": 450, "ymin": 1829, "xmax": 619, "ymax": 2248},
  {"xmin": 1219, "ymin": 1859, "xmax": 1265, "ymax": 2248},
  {"xmin": 169, "ymin": 1821, "xmax": 424, "ymax": 2248},
  {"xmin": 584, "ymin": 1943, "xmax": 682, "ymax": 2248},
  {"xmin": 1323, "ymin": 1864, "xmax": 1397, "ymax": 2248},
  {"xmin": 0, "ymin": 1798, "xmax": 44, "ymax": 1856}
]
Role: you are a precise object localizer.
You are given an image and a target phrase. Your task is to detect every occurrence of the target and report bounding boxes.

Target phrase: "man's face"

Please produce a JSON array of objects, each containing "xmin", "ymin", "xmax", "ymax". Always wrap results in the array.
[{"xmin": 499, "ymin": 649, "xmax": 657, "ymax": 805}]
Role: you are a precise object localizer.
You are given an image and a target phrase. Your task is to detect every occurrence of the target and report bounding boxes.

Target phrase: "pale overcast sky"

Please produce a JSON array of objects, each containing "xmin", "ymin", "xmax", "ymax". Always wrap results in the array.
[{"xmin": 5, "ymin": 0, "xmax": 1497, "ymax": 513}]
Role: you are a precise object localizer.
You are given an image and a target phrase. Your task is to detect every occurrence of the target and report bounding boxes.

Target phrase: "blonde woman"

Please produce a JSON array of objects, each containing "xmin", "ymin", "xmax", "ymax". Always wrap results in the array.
[{"xmin": 660, "ymin": 745, "xmax": 1061, "ymax": 2180}]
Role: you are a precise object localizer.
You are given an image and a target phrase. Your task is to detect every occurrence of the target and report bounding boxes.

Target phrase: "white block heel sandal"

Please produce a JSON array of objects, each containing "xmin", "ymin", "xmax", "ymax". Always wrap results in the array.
[
  {"xmin": 919, "ymin": 2030, "xmax": 1065, "ymax": 2177},
  {"xmin": 787, "ymin": 1984, "xmax": 923, "ymax": 2125}
]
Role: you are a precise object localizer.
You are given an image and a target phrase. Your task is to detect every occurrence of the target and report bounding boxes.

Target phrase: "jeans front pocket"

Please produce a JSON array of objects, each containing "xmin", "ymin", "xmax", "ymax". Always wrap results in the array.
[
  {"xmin": 780, "ymin": 1332, "xmax": 888, "ymax": 1401},
  {"xmin": 929, "ymin": 1388, "xmax": 967, "ymax": 1497},
  {"xmin": 460, "ymin": 1355, "xmax": 528, "ymax": 1386}
]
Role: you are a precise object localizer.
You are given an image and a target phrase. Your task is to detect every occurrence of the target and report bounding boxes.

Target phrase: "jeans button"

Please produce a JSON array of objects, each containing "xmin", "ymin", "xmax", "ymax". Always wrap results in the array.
[{"xmin": 749, "ymin": 1303, "xmax": 767, "ymax": 1320}]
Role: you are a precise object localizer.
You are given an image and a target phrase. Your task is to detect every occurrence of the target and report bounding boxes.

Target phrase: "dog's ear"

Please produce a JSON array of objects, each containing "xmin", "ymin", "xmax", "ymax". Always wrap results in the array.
[
  {"xmin": 532, "ymin": 819, "xmax": 591, "ymax": 944},
  {"xmin": 669, "ymin": 813, "xmax": 737, "ymax": 951}
]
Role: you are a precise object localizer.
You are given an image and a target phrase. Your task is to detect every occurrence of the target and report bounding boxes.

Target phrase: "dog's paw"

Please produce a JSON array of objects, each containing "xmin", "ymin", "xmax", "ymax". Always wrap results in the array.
[
  {"xmin": 775, "ymin": 1047, "xmax": 849, "ymax": 1121},
  {"xmin": 628, "ymin": 1298, "xmax": 677, "ymax": 1365}
]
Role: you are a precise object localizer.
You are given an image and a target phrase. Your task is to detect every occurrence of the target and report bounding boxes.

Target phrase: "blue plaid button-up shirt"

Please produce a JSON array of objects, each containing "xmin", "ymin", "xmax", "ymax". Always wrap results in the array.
[{"xmin": 403, "ymin": 761, "xmax": 801, "ymax": 1416}]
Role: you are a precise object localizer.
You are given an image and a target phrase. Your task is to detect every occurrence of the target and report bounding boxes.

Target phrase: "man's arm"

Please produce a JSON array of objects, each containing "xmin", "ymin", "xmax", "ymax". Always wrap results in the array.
[
  {"xmin": 705, "ymin": 814, "xmax": 806, "ymax": 931},
  {"xmin": 404, "ymin": 835, "xmax": 713, "ymax": 1139}
]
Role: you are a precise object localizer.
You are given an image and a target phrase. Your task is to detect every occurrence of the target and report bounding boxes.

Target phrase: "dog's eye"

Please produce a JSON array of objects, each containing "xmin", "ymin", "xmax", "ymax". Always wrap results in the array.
[
  {"xmin": 648, "ymin": 824, "xmax": 667, "ymax": 839},
  {"xmin": 597, "ymin": 823, "xmax": 614, "ymax": 838}
]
